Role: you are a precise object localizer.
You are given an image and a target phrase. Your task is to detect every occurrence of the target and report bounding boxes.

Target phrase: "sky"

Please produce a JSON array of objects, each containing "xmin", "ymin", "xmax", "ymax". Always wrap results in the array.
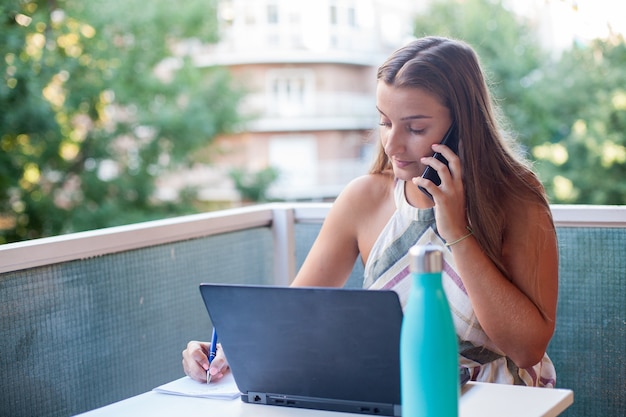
[{"xmin": 508, "ymin": 0, "xmax": 626, "ymax": 51}]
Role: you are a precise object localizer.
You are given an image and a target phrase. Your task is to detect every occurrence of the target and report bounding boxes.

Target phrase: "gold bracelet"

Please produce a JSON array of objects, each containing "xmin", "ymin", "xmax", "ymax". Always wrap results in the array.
[{"xmin": 445, "ymin": 227, "xmax": 473, "ymax": 247}]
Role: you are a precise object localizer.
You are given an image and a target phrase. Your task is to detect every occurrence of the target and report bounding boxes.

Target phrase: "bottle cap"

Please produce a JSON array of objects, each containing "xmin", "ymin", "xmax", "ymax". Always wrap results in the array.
[{"xmin": 409, "ymin": 245, "xmax": 443, "ymax": 273}]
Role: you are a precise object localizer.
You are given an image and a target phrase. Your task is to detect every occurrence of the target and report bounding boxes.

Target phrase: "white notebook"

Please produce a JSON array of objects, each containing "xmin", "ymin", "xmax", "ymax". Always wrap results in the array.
[{"xmin": 153, "ymin": 372, "xmax": 240, "ymax": 400}]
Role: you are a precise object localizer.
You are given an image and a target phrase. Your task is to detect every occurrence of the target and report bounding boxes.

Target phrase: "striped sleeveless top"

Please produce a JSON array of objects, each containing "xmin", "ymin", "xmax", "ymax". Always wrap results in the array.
[{"xmin": 363, "ymin": 179, "xmax": 556, "ymax": 387}]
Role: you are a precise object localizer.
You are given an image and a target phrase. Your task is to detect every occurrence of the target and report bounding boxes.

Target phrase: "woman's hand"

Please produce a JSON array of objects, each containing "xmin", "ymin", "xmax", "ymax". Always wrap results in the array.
[
  {"xmin": 182, "ymin": 340, "xmax": 230, "ymax": 383},
  {"xmin": 413, "ymin": 143, "xmax": 468, "ymax": 242}
]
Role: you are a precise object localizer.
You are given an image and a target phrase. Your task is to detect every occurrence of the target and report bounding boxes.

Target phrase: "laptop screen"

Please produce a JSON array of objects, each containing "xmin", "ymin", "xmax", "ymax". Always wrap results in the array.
[{"xmin": 199, "ymin": 284, "xmax": 403, "ymax": 415}]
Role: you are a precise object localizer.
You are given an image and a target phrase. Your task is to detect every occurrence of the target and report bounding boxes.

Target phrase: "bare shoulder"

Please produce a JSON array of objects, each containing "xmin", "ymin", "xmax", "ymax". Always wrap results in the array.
[
  {"xmin": 502, "ymin": 189, "xmax": 556, "ymax": 273},
  {"xmin": 342, "ymin": 173, "xmax": 394, "ymax": 198},
  {"xmin": 505, "ymin": 175, "xmax": 553, "ymax": 232},
  {"xmin": 331, "ymin": 173, "xmax": 396, "ymax": 261},
  {"xmin": 333, "ymin": 173, "xmax": 394, "ymax": 216},
  {"xmin": 291, "ymin": 173, "xmax": 395, "ymax": 286},
  {"xmin": 505, "ymin": 195, "xmax": 553, "ymax": 234}
]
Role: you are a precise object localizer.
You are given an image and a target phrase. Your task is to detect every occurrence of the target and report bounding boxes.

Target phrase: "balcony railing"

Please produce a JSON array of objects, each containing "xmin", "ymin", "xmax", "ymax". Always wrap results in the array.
[
  {"xmin": 3, "ymin": 204, "xmax": 623, "ymax": 275},
  {"xmin": 0, "ymin": 203, "xmax": 624, "ymax": 417}
]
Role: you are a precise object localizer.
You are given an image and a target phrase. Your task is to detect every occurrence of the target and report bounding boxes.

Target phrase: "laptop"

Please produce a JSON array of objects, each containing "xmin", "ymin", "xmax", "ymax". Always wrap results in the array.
[{"xmin": 199, "ymin": 283, "xmax": 469, "ymax": 416}]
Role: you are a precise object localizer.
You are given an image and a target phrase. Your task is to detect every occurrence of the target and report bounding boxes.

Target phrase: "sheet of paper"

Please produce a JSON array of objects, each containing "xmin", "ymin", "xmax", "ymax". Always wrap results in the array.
[{"xmin": 153, "ymin": 373, "xmax": 240, "ymax": 400}]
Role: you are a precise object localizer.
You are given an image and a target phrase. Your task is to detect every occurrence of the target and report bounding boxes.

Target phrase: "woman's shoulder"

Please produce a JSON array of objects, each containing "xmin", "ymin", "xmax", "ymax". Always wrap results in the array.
[
  {"xmin": 339, "ymin": 173, "xmax": 395, "ymax": 205},
  {"xmin": 503, "ymin": 179, "xmax": 554, "ymax": 238},
  {"xmin": 327, "ymin": 173, "xmax": 395, "ymax": 223},
  {"xmin": 328, "ymin": 173, "xmax": 396, "ymax": 254}
]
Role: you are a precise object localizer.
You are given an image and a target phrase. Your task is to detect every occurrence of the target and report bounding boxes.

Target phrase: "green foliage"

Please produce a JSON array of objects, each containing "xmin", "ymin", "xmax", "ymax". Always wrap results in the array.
[
  {"xmin": 2, "ymin": 0, "xmax": 624, "ymax": 244},
  {"xmin": 229, "ymin": 167, "xmax": 280, "ymax": 203},
  {"xmin": 413, "ymin": 0, "xmax": 626, "ymax": 204},
  {"xmin": 413, "ymin": 0, "xmax": 548, "ymax": 146},
  {"xmin": 0, "ymin": 0, "xmax": 243, "ymax": 243},
  {"xmin": 530, "ymin": 34, "xmax": 626, "ymax": 204}
]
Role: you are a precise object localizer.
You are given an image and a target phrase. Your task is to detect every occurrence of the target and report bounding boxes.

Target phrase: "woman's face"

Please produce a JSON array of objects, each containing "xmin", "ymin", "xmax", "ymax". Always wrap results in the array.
[{"xmin": 376, "ymin": 82, "xmax": 452, "ymax": 182}]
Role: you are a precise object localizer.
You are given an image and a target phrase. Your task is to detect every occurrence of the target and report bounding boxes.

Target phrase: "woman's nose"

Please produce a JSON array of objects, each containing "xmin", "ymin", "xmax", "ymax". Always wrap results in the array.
[{"xmin": 383, "ymin": 127, "xmax": 404, "ymax": 155}]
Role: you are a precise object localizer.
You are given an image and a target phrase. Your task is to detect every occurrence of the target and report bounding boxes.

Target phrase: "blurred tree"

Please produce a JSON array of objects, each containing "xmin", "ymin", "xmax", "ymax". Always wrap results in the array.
[
  {"xmin": 229, "ymin": 166, "xmax": 280, "ymax": 203},
  {"xmin": 412, "ymin": 0, "xmax": 626, "ymax": 204},
  {"xmin": 0, "ymin": 0, "xmax": 243, "ymax": 243},
  {"xmin": 530, "ymin": 34, "xmax": 626, "ymax": 204},
  {"xmin": 412, "ymin": 0, "xmax": 549, "ymax": 148}
]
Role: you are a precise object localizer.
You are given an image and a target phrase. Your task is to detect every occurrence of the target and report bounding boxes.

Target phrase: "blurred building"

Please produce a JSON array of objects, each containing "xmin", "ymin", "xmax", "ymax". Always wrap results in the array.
[
  {"xmin": 161, "ymin": 0, "xmax": 421, "ymax": 203},
  {"xmin": 157, "ymin": 0, "xmax": 620, "ymax": 204}
]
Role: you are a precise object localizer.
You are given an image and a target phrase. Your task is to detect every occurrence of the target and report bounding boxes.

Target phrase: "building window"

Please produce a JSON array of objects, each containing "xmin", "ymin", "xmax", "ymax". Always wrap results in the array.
[
  {"xmin": 329, "ymin": 5, "xmax": 337, "ymax": 25},
  {"xmin": 267, "ymin": 69, "xmax": 314, "ymax": 117},
  {"xmin": 347, "ymin": 7, "xmax": 356, "ymax": 27},
  {"xmin": 267, "ymin": 3, "xmax": 278, "ymax": 24},
  {"xmin": 269, "ymin": 135, "xmax": 317, "ymax": 192},
  {"xmin": 245, "ymin": 9, "xmax": 255, "ymax": 25}
]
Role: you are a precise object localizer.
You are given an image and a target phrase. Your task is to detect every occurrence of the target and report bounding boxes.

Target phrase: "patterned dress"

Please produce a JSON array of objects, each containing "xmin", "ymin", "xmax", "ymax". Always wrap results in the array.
[{"xmin": 363, "ymin": 179, "xmax": 556, "ymax": 387}]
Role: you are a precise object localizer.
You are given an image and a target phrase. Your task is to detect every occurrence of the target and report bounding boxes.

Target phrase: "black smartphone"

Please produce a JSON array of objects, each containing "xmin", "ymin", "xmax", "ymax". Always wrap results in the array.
[{"xmin": 418, "ymin": 123, "xmax": 459, "ymax": 200}]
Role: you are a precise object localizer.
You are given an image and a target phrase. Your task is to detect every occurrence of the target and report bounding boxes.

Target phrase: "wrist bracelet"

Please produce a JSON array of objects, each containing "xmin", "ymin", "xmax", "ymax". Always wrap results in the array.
[{"xmin": 445, "ymin": 227, "xmax": 473, "ymax": 247}]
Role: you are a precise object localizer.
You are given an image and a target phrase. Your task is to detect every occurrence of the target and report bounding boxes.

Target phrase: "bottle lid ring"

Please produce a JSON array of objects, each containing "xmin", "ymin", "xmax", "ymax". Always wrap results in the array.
[{"xmin": 409, "ymin": 245, "xmax": 443, "ymax": 273}]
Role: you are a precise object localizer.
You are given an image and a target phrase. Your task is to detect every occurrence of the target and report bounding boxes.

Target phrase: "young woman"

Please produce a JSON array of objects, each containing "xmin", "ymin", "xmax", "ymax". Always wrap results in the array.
[{"xmin": 183, "ymin": 36, "xmax": 558, "ymax": 387}]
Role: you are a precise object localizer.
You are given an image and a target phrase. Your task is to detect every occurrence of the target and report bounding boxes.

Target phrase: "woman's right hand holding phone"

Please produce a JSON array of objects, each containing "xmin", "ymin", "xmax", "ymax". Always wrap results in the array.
[{"xmin": 414, "ymin": 142, "xmax": 468, "ymax": 243}]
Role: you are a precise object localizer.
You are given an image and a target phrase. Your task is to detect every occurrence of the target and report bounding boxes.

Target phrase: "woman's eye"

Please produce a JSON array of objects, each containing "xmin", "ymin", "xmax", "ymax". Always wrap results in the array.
[
  {"xmin": 379, "ymin": 121, "xmax": 391, "ymax": 128},
  {"xmin": 409, "ymin": 127, "xmax": 426, "ymax": 134}
]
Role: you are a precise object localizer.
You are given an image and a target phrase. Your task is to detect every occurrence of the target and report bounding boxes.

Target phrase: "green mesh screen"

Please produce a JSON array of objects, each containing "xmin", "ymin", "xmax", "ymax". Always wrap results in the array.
[
  {"xmin": 548, "ymin": 227, "xmax": 626, "ymax": 417},
  {"xmin": 0, "ymin": 227, "xmax": 273, "ymax": 417},
  {"xmin": 1, "ymin": 223, "xmax": 624, "ymax": 417},
  {"xmin": 294, "ymin": 222, "xmax": 364, "ymax": 288}
]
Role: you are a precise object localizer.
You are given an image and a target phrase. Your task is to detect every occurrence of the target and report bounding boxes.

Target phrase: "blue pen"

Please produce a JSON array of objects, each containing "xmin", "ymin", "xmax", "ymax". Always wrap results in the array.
[{"xmin": 207, "ymin": 328, "xmax": 218, "ymax": 384}]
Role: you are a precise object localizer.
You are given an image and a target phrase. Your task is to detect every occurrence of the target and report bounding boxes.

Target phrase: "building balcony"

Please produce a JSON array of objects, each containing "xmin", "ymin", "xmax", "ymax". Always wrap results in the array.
[
  {"xmin": 241, "ymin": 92, "xmax": 377, "ymax": 132},
  {"xmin": 0, "ymin": 204, "xmax": 624, "ymax": 417}
]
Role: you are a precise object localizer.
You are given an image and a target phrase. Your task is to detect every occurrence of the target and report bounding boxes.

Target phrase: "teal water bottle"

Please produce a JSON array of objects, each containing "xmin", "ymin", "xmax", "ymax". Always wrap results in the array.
[{"xmin": 400, "ymin": 245, "xmax": 459, "ymax": 417}]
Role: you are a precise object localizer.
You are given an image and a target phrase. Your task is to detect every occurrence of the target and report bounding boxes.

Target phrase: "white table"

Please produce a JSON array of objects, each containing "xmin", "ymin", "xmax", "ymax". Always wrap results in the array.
[{"xmin": 74, "ymin": 381, "xmax": 573, "ymax": 417}]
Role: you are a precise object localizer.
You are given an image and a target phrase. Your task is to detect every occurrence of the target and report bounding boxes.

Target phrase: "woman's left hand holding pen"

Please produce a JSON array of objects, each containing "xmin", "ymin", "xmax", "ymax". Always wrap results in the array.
[{"xmin": 182, "ymin": 340, "xmax": 230, "ymax": 383}]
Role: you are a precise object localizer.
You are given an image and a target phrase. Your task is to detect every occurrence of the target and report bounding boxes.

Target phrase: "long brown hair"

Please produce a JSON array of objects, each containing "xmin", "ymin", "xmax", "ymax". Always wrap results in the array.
[{"xmin": 372, "ymin": 36, "xmax": 552, "ymax": 276}]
